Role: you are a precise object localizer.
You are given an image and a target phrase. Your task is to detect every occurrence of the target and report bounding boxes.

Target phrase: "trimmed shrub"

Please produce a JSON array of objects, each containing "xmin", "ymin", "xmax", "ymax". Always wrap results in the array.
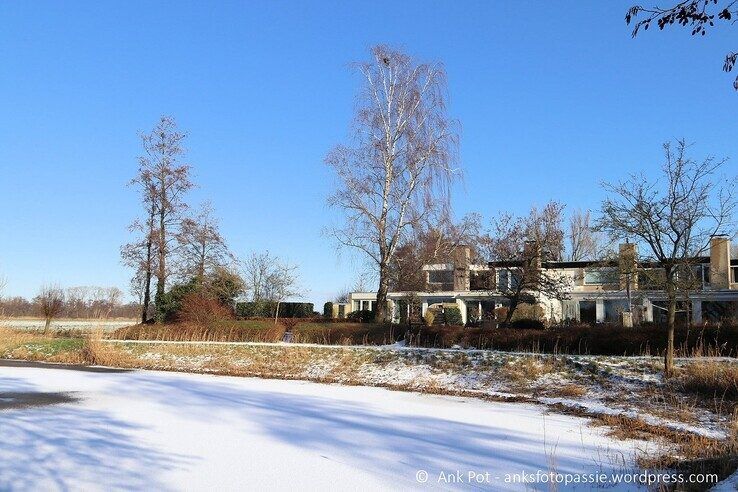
[
  {"xmin": 347, "ymin": 309, "xmax": 373, "ymax": 323},
  {"xmin": 236, "ymin": 301, "xmax": 314, "ymax": 319},
  {"xmin": 292, "ymin": 322, "xmax": 399, "ymax": 345},
  {"xmin": 511, "ymin": 303, "xmax": 545, "ymax": 321},
  {"xmin": 323, "ymin": 302, "xmax": 333, "ymax": 318},
  {"xmin": 444, "ymin": 306, "xmax": 463, "ymax": 326},
  {"xmin": 155, "ymin": 281, "xmax": 199, "ymax": 322}
]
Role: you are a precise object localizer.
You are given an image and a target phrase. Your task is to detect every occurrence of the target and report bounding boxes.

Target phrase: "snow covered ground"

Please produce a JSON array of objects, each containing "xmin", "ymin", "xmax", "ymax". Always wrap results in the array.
[{"xmin": 0, "ymin": 363, "xmax": 650, "ymax": 491}]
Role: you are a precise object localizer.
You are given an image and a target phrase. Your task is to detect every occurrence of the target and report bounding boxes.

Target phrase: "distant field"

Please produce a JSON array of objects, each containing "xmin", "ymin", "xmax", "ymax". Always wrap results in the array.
[{"xmin": 0, "ymin": 318, "xmax": 137, "ymax": 332}]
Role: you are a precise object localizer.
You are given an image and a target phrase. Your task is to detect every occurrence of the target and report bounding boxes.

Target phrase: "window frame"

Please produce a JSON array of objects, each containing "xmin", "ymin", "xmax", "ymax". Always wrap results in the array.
[{"xmin": 583, "ymin": 267, "xmax": 619, "ymax": 286}]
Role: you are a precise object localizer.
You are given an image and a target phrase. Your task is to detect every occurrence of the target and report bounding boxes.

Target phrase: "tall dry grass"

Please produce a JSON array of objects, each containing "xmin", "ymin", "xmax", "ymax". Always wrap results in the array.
[
  {"xmin": 675, "ymin": 361, "xmax": 738, "ymax": 403},
  {"xmin": 112, "ymin": 321, "xmax": 285, "ymax": 343},
  {"xmin": 80, "ymin": 331, "xmax": 133, "ymax": 367}
]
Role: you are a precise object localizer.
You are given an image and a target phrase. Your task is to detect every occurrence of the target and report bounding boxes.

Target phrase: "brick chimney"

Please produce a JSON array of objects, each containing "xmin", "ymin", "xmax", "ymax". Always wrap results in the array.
[
  {"xmin": 452, "ymin": 246, "xmax": 471, "ymax": 291},
  {"xmin": 710, "ymin": 235, "xmax": 732, "ymax": 289}
]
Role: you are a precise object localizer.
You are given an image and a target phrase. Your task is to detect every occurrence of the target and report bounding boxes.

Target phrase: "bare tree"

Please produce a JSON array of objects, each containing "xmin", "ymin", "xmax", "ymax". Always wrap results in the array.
[
  {"xmin": 35, "ymin": 284, "xmax": 65, "ymax": 334},
  {"xmin": 121, "ymin": 212, "xmax": 156, "ymax": 323},
  {"xmin": 389, "ymin": 212, "xmax": 481, "ymax": 292},
  {"xmin": 241, "ymin": 251, "xmax": 302, "ymax": 323},
  {"xmin": 479, "ymin": 202, "xmax": 571, "ymax": 324},
  {"xmin": 241, "ymin": 251, "xmax": 274, "ymax": 304},
  {"xmin": 138, "ymin": 116, "xmax": 194, "ymax": 320},
  {"xmin": 334, "ymin": 288, "xmax": 351, "ymax": 303},
  {"xmin": 597, "ymin": 140, "xmax": 736, "ymax": 376},
  {"xmin": 567, "ymin": 210, "xmax": 614, "ymax": 261},
  {"xmin": 269, "ymin": 261, "xmax": 302, "ymax": 324},
  {"xmin": 177, "ymin": 201, "xmax": 233, "ymax": 284},
  {"xmin": 326, "ymin": 45, "xmax": 460, "ymax": 322},
  {"xmin": 101, "ymin": 287, "xmax": 122, "ymax": 319},
  {"xmin": 626, "ymin": 1, "xmax": 738, "ymax": 89},
  {"xmin": 64, "ymin": 286, "xmax": 89, "ymax": 318},
  {"xmin": 121, "ymin": 120, "xmax": 163, "ymax": 324}
]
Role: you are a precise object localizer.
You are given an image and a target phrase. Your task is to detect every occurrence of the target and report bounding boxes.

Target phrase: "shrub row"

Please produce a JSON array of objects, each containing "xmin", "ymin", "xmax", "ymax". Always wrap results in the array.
[
  {"xmin": 111, "ymin": 321, "xmax": 738, "ymax": 356},
  {"xmin": 235, "ymin": 302, "xmax": 315, "ymax": 318},
  {"xmin": 408, "ymin": 323, "xmax": 738, "ymax": 355}
]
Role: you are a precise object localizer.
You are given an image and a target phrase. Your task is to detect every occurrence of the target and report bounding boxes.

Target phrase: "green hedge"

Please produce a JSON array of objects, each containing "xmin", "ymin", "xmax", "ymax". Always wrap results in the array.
[
  {"xmin": 236, "ymin": 301, "xmax": 314, "ymax": 319},
  {"xmin": 323, "ymin": 302, "xmax": 334, "ymax": 318},
  {"xmin": 444, "ymin": 306, "xmax": 463, "ymax": 326}
]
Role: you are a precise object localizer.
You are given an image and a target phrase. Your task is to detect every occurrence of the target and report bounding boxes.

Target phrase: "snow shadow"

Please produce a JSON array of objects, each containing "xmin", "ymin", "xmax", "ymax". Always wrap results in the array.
[
  {"xmin": 0, "ymin": 378, "xmax": 192, "ymax": 491},
  {"xmin": 115, "ymin": 373, "xmax": 631, "ymax": 481}
]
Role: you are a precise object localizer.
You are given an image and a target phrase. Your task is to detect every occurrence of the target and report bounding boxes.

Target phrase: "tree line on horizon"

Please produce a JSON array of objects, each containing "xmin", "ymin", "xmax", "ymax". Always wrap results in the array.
[{"xmin": 0, "ymin": 285, "xmax": 140, "ymax": 321}]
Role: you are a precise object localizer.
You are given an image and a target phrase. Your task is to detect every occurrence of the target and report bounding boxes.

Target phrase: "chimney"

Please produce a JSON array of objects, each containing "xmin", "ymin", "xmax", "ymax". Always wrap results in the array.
[
  {"xmin": 710, "ymin": 235, "xmax": 732, "ymax": 289},
  {"xmin": 619, "ymin": 242, "xmax": 638, "ymax": 290},
  {"xmin": 452, "ymin": 245, "xmax": 471, "ymax": 292}
]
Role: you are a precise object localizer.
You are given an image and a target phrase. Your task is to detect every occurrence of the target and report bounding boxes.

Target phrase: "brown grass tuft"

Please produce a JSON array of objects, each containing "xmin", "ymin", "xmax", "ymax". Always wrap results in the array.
[
  {"xmin": 500, "ymin": 356, "xmax": 559, "ymax": 384},
  {"xmin": 81, "ymin": 332, "xmax": 133, "ymax": 366},
  {"xmin": 674, "ymin": 361, "xmax": 738, "ymax": 404}
]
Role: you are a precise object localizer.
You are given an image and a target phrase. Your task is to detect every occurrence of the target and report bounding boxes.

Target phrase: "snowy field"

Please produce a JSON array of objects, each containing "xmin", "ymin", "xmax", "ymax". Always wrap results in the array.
[
  {"xmin": 0, "ymin": 318, "xmax": 135, "ymax": 332},
  {"xmin": 0, "ymin": 363, "xmax": 650, "ymax": 491}
]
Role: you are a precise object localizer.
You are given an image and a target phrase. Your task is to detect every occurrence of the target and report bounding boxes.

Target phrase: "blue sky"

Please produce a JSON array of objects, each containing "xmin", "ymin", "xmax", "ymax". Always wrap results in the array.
[{"xmin": 0, "ymin": 1, "xmax": 736, "ymax": 306}]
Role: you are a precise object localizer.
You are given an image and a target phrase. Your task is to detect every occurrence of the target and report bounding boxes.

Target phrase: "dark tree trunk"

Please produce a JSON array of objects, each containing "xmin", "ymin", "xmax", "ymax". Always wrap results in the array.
[
  {"xmin": 504, "ymin": 298, "xmax": 518, "ymax": 325},
  {"xmin": 156, "ymin": 208, "xmax": 166, "ymax": 311},
  {"xmin": 665, "ymin": 290, "xmax": 676, "ymax": 377},
  {"xmin": 141, "ymin": 271, "xmax": 151, "ymax": 324},
  {"xmin": 375, "ymin": 263, "xmax": 389, "ymax": 323},
  {"xmin": 665, "ymin": 269, "xmax": 676, "ymax": 377}
]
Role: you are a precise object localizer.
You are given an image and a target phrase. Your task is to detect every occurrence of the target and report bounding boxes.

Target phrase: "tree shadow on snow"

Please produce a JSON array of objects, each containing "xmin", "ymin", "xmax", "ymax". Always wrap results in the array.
[
  {"xmin": 112, "ymin": 373, "xmax": 632, "ymax": 481},
  {"xmin": 0, "ymin": 377, "xmax": 192, "ymax": 491}
]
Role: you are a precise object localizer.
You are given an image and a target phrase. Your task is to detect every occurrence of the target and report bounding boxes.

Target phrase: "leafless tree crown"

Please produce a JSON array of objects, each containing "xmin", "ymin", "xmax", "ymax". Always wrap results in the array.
[
  {"xmin": 177, "ymin": 201, "xmax": 233, "ymax": 283},
  {"xmin": 326, "ymin": 45, "xmax": 460, "ymax": 321},
  {"xmin": 121, "ymin": 116, "xmax": 194, "ymax": 322},
  {"xmin": 34, "ymin": 284, "xmax": 65, "ymax": 333},
  {"xmin": 479, "ymin": 201, "xmax": 571, "ymax": 323},
  {"xmin": 597, "ymin": 139, "xmax": 737, "ymax": 375}
]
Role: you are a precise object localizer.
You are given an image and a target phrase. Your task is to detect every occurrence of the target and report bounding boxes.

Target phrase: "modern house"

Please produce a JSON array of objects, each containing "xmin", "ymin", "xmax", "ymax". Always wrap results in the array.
[{"xmin": 336, "ymin": 235, "xmax": 738, "ymax": 325}]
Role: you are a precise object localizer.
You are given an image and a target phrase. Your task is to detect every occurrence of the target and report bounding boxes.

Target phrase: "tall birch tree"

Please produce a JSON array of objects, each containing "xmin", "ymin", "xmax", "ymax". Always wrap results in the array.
[{"xmin": 326, "ymin": 45, "xmax": 459, "ymax": 322}]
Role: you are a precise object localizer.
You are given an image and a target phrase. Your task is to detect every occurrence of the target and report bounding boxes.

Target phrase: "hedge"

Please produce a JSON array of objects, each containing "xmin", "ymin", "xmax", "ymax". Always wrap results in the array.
[
  {"xmin": 236, "ymin": 301, "xmax": 314, "ymax": 318},
  {"xmin": 323, "ymin": 302, "xmax": 334, "ymax": 318}
]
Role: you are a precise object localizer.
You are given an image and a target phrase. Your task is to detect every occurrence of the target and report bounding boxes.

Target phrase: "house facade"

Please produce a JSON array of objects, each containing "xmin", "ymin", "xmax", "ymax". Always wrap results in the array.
[{"xmin": 337, "ymin": 235, "xmax": 738, "ymax": 325}]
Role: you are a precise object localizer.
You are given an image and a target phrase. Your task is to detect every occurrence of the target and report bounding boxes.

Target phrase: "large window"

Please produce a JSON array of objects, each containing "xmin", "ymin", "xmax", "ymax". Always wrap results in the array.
[
  {"xmin": 428, "ymin": 270, "xmax": 453, "ymax": 284},
  {"xmin": 584, "ymin": 268, "xmax": 618, "ymax": 285},
  {"xmin": 638, "ymin": 269, "xmax": 665, "ymax": 290},
  {"xmin": 604, "ymin": 300, "xmax": 630, "ymax": 322},
  {"xmin": 497, "ymin": 269, "xmax": 520, "ymax": 291},
  {"xmin": 353, "ymin": 300, "xmax": 374, "ymax": 312},
  {"xmin": 428, "ymin": 270, "xmax": 454, "ymax": 291},
  {"xmin": 579, "ymin": 301, "xmax": 596, "ymax": 324},
  {"xmin": 695, "ymin": 264, "xmax": 711, "ymax": 286},
  {"xmin": 497, "ymin": 270, "xmax": 509, "ymax": 290},
  {"xmin": 470, "ymin": 271, "xmax": 493, "ymax": 291}
]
